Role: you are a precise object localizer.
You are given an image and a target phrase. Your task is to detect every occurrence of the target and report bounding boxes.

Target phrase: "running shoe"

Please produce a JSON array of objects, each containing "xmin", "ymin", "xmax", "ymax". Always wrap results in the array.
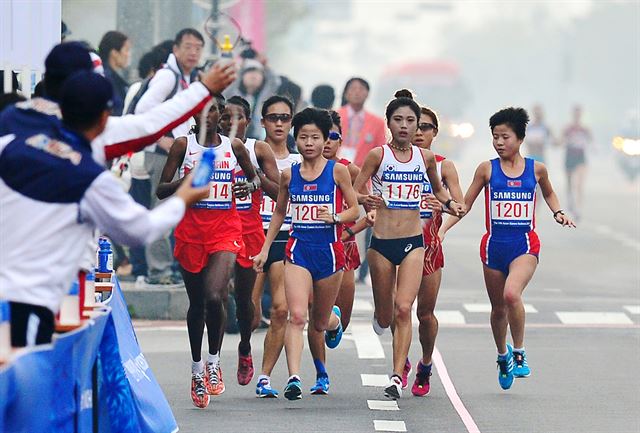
[
  {"xmin": 191, "ymin": 372, "xmax": 210, "ymax": 409},
  {"xmin": 384, "ymin": 375, "xmax": 402, "ymax": 400},
  {"xmin": 325, "ymin": 306, "xmax": 343, "ymax": 349},
  {"xmin": 237, "ymin": 352, "xmax": 254, "ymax": 386},
  {"xmin": 513, "ymin": 350, "xmax": 531, "ymax": 378},
  {"xmin": 284, "ymin": 377, "xmax": 303, "ymax": 401},
  {"xmin": 372, "ymin": 315, "xmax": 386, "ymax": 336},
  {"xmin": 411, "ymin": 361, "xmax": 432, "ymax": 397},
  {"xmin": 310, "ymin": 373, "xmax": 330, "ymax": 395},
  {"xmin": 497, "ymin": 344, "xmax": 515, "ymax": 390},
  {"xmin": 401, "ymin": 358, "xmax": 412, "ymax": 389},
  {"xmin": 255, "ymin": 377, "xmax": 279, "ymax": 398},
  {"xmin": 205, "ymin": 362, "xmax": 225, "ymax": 395}
]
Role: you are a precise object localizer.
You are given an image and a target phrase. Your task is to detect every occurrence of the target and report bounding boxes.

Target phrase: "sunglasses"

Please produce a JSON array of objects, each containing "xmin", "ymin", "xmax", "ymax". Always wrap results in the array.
[
  {"xmin": 418, "ymin": 123, "xmax": 437, "ymax": 132},
  {"xmin": 263, "ymin": 113, "xmax": 292, "ymax": 123},
  {"xmin": 328, "ymin": 131, "xmax": 341, "ymax": 141}
]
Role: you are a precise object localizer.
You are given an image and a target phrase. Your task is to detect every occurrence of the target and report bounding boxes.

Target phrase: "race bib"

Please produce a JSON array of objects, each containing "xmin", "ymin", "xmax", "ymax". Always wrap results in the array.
[
  {"xmin": 193, "ymin": 169, "xmax": 233, "ymax": 210},
  {"xmin": 290, "ymin": 203, "xmax": 334, "ymax": 230},
  {"xmin": 491, "ymin": 200, "xmax": 533, "ymax": 226},
  {"xmin": 419, "ymin": 182, "xmax": 434, "ymax": 219},
  {"xmin": 260, "ymin": 195, "xmax": 292, "ymax": 227},
  {"xmin": 381, "ymin": 171, "xmax": 423, "ymax": 209},
  {"xmin": 234, "ymin": 173, "xmax": 252, "ymax": 211}
]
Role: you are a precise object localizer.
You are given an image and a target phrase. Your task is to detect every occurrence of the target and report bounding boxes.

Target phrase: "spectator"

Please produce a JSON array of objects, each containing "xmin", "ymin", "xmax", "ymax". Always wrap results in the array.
[
  {"xmin": 0, "ymin": 71, "xmax": 208, "ymax": 346},
  {"xmin": 311, "ymin": 84, "xmax": 335, "ymax": 110},
  {"xmin": 223, "ymin": 55, "xmax": 280, "ymax": 139},
  {"xmin": 134, "ymin": 28, "xmax": 205, "ymax": 285},
  {"xmin": 98, "ymin": 31, "xmax": 132, "ymax": 116},
  {"xmin": 337, "ymin": 77, "xmax": 386, "ymax": 167},
  {"xmin": 525, "ymin": 104, "xmax": 553, "ymax": 163}
]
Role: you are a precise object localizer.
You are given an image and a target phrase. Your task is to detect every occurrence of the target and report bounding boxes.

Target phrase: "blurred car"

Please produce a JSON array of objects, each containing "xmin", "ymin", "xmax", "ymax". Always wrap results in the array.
[{"xmin": 612, "ymin": 110, "xmax": 640, "ymax": 181}]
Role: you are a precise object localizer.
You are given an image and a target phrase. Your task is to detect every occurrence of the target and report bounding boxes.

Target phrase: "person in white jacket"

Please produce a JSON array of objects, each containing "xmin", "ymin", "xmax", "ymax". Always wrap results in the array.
[{"xmin": 0, "ymin": 71, "xmax": 211, "ymax": 347}]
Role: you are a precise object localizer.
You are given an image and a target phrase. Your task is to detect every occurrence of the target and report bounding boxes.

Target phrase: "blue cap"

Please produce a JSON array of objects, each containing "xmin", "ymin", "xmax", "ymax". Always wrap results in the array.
[
  {"xmin": 60, "ymin": 71, "xmax": 114, "ymax": 121},
  {"xmin": 45, "ymin": 42, "xmax": 92, "ymax": 79}
]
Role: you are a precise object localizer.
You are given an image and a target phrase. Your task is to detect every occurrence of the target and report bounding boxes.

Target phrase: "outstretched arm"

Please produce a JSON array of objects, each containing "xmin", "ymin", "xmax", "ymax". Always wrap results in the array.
[{"xmin": 536, "ymin": 161, "xmax": 576, "ymax": 227}]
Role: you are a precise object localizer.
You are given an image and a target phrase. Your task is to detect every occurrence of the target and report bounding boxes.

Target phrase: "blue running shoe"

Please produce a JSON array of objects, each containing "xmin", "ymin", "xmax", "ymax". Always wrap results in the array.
[
  {"xmin": 325, "ymin": 306, "xmax": 343, "ymax": 349},
  {"xmin": 310, "ymin": 373, "xmax": 330, "ymax": 395},
  {"xmin": 256, "ymin": 378, "xmax": 279, "ymax": 398},
  {"xmin": 497, "ymin": 344, "xmax": 515, "ymax": 390},
  {"xmin": 284, "ymin": 378, "xmax": 302, "ymax": 400},
  {"xmin": 513, "ymin": 350, "xmax": 531, "ymax": 378}
]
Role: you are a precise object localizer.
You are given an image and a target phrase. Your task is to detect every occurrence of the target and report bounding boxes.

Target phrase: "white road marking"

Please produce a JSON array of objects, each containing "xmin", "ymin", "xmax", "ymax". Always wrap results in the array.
[
  {"xmin": 583, "ymin": 222, "xmax": 640, "ymax": 252},
  {"xmin": 556, "ymin": 312, "xmax": 633, "ymax": 325},
  {"xmin": 352, "ymin": 298, "xmax": 374, "ymax": 312},
  {"xmin": 464, "ymin": 303, "xmax": 538, "ymax": 313},
  {"xmin": 373, "ymin": 420, "xmax": 407, "ymax": 432},
  {"xmin": 350, "ymin": 322, "xmax": 385, "ymax": 359},
  {"xmin": 623, "ymin": 305, "xmax": 640, "ymax": 315},
  {"xmin": 361, "ymin": 374, "xmax": 389, "ymax": 387},
  {"xmin": 436, "ymin": 310, "xmax": 466, "ymax": 325},
  {"xmin": 367, "ymin": 400, "xmax": 399, "ymax": 411}
]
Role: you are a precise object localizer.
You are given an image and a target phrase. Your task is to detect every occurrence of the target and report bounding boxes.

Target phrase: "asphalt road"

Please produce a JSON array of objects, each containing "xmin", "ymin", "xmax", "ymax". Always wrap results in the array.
[{"xmin": 135, "ymin": 148, "xmax": 639, "ymax": 433}]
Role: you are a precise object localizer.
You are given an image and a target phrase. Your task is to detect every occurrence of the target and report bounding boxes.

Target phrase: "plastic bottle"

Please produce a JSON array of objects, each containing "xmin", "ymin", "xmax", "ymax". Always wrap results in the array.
[
  {"xmin": 192, "ymin": 148, "xmax": 216, "ymax": 187},
  {"xmin": 97, "ymin": 237, "xmax": 113, "ymax": 273},
  {"xmin": 219, "ymin": 34, "xmax": 234, "ymax": 66},
  {"xmin": 0, "ymin": 301, "xmax": 11, "ymax": 363},
  {"xmin": 59, "ymin": 281, "xmax": 80, "ymax": 326},
  {"xmin": 84, "ymin": 273, "xmax": 95, "ymax": 309}
]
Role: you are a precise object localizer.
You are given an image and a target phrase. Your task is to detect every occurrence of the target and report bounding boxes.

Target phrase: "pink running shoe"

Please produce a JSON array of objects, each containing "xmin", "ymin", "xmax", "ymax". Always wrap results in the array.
[
  {"xmin": 411, "ymin": 361, "xmax": 432, "ymax": 397},
  {"xmin": 401, "ymin": 358, "xmax": 412, "ymax": 389},
  {"xmin": 237, "ymin": 352, "xmax": 254, "ymax": 386}
]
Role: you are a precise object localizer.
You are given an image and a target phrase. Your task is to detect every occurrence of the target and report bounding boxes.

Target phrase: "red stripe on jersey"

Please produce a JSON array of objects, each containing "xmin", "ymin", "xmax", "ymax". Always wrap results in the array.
[{"xmin": 484, "ymin": 185, "xmax": 491, "ymax": 233}]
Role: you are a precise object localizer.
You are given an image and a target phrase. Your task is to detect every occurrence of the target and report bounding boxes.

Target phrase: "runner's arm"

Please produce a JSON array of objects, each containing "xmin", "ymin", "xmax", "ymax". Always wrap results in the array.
[
  {"xmin": 317, "ymin": 163, "xmax": 359, "ymax": 224},
  {"xmin": 440, "ymin": 161, "xmax": 489, "ymax": 236},
  {"xmin": 422, "ymin": 148, "xmax": 464, "ymax": 216},
  {"xmin": 254, "ymin": 169, "xmax": 291, "ymax": 271},
  {"xmin": 254, "ymin": 140, "xmax": 280, "ymax": 200},
  {"xmin": 156, "ymin": 137, "xmax": 188, "ymax": 199},
  {"xmin": 353, "ymin": 148, "xmax": 384, "ymax": 210},
  {"xmin": 436, "ymin": 159, "xmax": 464, "ymax": 216},
  {"xmin": 536, "ymin": 161, "xmax": 576, "ymax": 227},
  {"xmin": 232, "ymin": 138, "xmax": 259, "ymax": 198}
]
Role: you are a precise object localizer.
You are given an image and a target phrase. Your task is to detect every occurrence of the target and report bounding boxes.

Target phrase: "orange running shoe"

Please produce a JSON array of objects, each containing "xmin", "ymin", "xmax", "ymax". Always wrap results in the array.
[
  {"xmin": 206, "ymin": 362, "xmax": 225, "ymax": 395},
  {"xmin": 191, "ymin": 372, "xmax": 210, "ymax": 408}
]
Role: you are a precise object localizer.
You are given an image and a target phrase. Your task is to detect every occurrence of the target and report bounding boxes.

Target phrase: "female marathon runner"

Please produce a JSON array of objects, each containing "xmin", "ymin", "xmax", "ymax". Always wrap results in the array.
[
  {"xmin": 440, "ymin": 107, "xmax": 575, "ymax": 390},
  {"xmin": 353, "ymin": 90, "xmax": 465, "ymax": 400},
  {"xmin": 218, "ymin": 95, "xmax": 280, "ymax": 386},
  {"xmin": 157, "ymin": 97, "xmax": 259, "ymax": 409},
  {"xmin": 253, "ymin": 107, "xmax": 359, "ymax": 401},
  {"xmin": 306, "ymin": 110, "xmax": 363, "ymax": 395},
  {"xmin": 408, "ymin": 106, "xmax": 464, "ymax": 396}
]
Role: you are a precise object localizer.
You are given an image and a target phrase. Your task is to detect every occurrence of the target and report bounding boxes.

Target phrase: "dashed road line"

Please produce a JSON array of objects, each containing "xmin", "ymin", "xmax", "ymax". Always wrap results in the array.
[
  {"xmin": 367, "ymin": 400, "xmax": 399, "ymax": 411},
  {"xmin": 556, "ymin": 311, "xmax": 633, "ymax": 325},
  {"xmin": 623, "ymin": 305, "xmax": 640, "ymax": 315},
  {"xmin": 361, "ymin": 374, "xmax": 390, "ymax": 387},
  {"xmin": 464, "ymin": 303, "xmax": 538, "ymax": 313},
  {"xmin": 373, "ymin": 420, "xmax": 407, "ymax": 432},
  {"xmin": 350, "ymin": 322, "xmax": 385, "ymax": 359}
]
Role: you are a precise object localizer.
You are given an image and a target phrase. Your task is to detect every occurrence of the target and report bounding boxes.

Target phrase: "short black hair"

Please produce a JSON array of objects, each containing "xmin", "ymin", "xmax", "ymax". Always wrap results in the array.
[
  {"xmin": 489, "ymin": 107, "xmax": 529, "ymax": 140},
  {"xmin": 277, "ymin": 76, "xmax": 301, "ymax": 105},
  {"xmin": 385, "ymin": 89, "xmax": 421, "ymax": 125},
  {"xmin": 261, "ymin": 95, "xmax": 294, "ymax": 117},
  {"xmin": 153, "ymin": 39, "xmax": 174, "ymax": 63},
  {"xmin": 329, "ymin": 110, "xmax": 342, "ymax": 134},
  {"xmin": 311, "ymin": 84, "xmax": 335, "ymax": 110},
  {"xmin": 341, "ymin": 77, "xmax": 370, "ymax": 106},
  {"xmin": 138, "ymin": 51, "xmax": 162, "ymax": 79},
  {"xmin": 227, "ymin": 95, "xmax": 251, "ymax": 119},
  {"xmin": 174, "ymin": 28, "xmax": 205, "ymax": 46},
  {"xmin": 292, "ymin": 107, "xmax": 332, "ymax": 140}
]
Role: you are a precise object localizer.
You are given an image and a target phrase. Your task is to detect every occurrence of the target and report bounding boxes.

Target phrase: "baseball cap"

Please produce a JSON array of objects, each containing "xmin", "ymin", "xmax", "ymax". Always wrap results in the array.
[
  {"xmin": 60, "ymin": 71, "xmax": 113, "ymax": 125},
  {"xmin": 45, "ymin": 42, "xmax": 93, "ymax": 79}
]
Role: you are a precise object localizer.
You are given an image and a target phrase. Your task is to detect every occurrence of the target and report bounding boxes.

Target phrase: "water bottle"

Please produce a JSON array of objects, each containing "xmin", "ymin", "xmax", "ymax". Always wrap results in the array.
[
  {"xmin": 59, "ymin": 281, "xmax": 80, "ymax": 326},
  {"xmin": 0, "ymin": 301, "xmax": 10, "ymax": 363},
  {"xmin": 84, "ymin": 273, "xmax": 95, "ymax": 309},
  {"xmin": 192, "ymin": 148, "xmax": 216, "ymax": 187},
  {"xmin": 97, "ymin": 237, "xmax": 113, "ymax": 273}
]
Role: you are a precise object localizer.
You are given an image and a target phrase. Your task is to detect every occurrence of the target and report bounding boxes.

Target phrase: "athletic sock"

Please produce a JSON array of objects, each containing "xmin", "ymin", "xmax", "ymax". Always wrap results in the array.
[
  {"xmin": 207, "ymin": 352, "xmax": 220, "ymax": 365},
  {"xmin": 288, "ymin": 375, "xmax": 301, "ymax": 383},
  {"xmin": 257, "ymin": 374, "xmax": 269, "ymax": 383},
  {"xmin": 192, "ymin": 360, "xmax": 204, "ymax": 375},
  {"xmin": 498, "ymin": 351, "xmax": 508, "ymax": 357},
  {"xmin": 313, "ymin": 359, "xmax": 327, "ymax": 376},
  {"xmin": 513, "ymin": 347, "xmax": 525, "ymax": 353}
]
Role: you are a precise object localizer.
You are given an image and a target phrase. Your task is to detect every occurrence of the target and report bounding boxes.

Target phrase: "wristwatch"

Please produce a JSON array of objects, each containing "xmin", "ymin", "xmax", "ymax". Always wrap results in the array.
[{"xmin": 332, "ymin": 213, "xmax": 342, "ymax": 224}]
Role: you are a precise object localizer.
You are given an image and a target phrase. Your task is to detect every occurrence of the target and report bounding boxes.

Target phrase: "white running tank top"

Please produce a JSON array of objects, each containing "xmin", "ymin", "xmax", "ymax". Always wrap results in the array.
[
  {"xmin": 260, "ymin": 152, "xmax": 302, "ymax": 231},
  {"xmin": 372, "ymin": 144, "xmax": 426, "ymax": 210},
  {"xmin": 180, "ymin": 134, "xmax": 237, "ymax": 210},
  {"xmin": 234, "ymin": 138, "xmax": 259, "ymax": 211}
]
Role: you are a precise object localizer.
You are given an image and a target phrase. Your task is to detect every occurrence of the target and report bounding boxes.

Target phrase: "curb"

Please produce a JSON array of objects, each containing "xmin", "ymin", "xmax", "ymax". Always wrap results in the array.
[{"xmin": 119, "ymin": 281, "xmax": 189, "ymax": 320}]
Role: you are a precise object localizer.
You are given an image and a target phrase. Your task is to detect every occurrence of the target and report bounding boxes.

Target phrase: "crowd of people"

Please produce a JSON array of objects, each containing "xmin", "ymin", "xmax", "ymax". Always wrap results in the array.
[{"xmin": 0, "ymin": 25, "xmax": 578, "ymax": 410}]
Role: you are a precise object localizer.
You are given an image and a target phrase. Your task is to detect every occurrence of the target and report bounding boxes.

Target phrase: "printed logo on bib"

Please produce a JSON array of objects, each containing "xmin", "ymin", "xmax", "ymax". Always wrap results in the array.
[
  {"xmin": 491, "ymin": 190, "xmax": 534, "ymax": 226},
  {"xmin": 381, "ymin": 166, "xmax": 424, "ymax": 209},
  {"xmin": 193, "ymin": 160, "xmax": 234, "ymax": 210},
  {"xmin": 290, "ymin": 193, "xmax": 334, "ymax": 230}
]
